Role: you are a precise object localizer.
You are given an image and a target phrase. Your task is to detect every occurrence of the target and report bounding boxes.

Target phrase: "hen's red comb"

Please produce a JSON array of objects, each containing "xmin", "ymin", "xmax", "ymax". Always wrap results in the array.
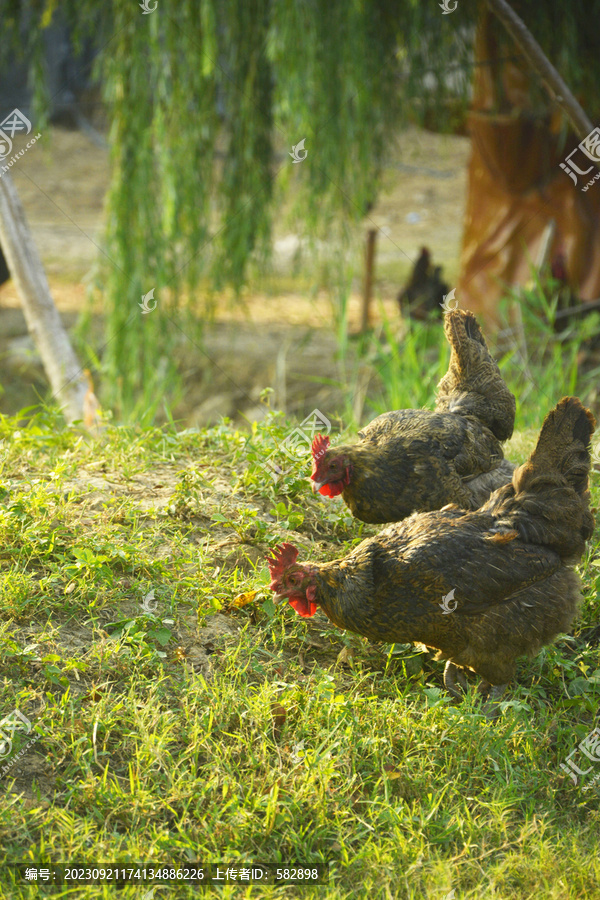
[
  {"xmin": 266, "ymin": 542, "xmax": 299, "ymax": 582},
  {"xmin": 311, "ymin": 433, "xmax": 330, "ymax": 461}
]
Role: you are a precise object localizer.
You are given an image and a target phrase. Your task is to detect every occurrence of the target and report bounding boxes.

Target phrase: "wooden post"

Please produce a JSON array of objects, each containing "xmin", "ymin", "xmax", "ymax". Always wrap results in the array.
[
  {"xmin": 0, "ymin": 171, "xmax": 88, "ymax": 423},
  {"xmin": 360, "ymin": 228, "xmax": 377, "ymax": 334}
]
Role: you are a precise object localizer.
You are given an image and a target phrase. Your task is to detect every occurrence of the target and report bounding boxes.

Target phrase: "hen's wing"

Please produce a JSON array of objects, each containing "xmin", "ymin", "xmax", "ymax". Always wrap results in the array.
[
  {"xmin": 358, "ymin": 409, "xmax": 502, "ymax": 482},
  {"xmin": 372, "ymin": 509, "xmax": 562, "ymax": 618},
  {"xmin": 359, "ymin": 409, "xmax": 461, "ymax": 449}
]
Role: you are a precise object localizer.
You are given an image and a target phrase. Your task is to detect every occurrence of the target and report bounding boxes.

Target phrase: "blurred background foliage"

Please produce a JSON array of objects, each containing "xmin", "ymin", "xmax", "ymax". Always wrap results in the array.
[{"xmin": 1, "ymin": 0, "xmax": 600, "ymax": 418}]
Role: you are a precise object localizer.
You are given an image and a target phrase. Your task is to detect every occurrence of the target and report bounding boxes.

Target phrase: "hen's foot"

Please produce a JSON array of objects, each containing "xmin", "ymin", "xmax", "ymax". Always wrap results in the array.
[
  {"xmin": 443, "ymin": 661, "xmax": 468, "ymax": 699},
  {"xmin": 479, "ymin": 683, "xmax": 508, "ymax": 719}
]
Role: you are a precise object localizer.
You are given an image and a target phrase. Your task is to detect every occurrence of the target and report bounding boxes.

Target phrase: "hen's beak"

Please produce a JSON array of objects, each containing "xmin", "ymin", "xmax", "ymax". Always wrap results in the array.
[
  {"xmin": 272, "ymin": 593, "xmax": 287, "ymax": 606},
  {"xmin": 311, "ymin": 479, "xmax": 324, "ymax": 493}
]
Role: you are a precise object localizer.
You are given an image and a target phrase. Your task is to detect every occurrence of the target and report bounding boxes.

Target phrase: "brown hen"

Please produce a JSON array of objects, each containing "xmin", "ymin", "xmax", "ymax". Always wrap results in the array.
[
  {"xmin": 273, "ymin": 397, "xmax": 595, "ymax": 712},
  {"xmin": 311, "ymin": 309, "xmax": 516, "ymax": 523}
]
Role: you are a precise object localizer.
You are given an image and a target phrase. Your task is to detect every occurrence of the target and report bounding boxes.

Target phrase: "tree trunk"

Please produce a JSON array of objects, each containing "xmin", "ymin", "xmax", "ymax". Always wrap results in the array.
[
  {"xmin": 0, "ymin": 170, "xmax": 88, "ymax": 423},
  {"xmin": 485, "ymin": 0, "xmax": 594, "ymax": 140},
  {"xmin": 457, "ymin": 10, "xmax": 600, "ymax": 326}
]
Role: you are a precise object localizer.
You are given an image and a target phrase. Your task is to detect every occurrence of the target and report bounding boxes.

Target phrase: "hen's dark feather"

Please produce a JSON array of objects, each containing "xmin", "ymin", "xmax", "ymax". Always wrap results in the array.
[
  {"xmin": 315, "ymin": 310, "xmax": 516, "ymax": 523},
  {"xmin": 435, "ymin": 310, "xmax": 516, "ymax": 441},
  {"xmin": 286, "ymin": 398, "xmax": 595, "ymax": 691}
]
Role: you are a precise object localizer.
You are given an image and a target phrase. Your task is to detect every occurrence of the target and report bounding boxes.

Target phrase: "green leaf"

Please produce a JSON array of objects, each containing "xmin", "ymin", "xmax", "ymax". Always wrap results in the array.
[
  {"xmin": 147, "ymin": 628, "xmax": 173, "ymax": 647},
  {"xmin": 261, "ymin": 596, "xmax": 276, "ymax": 619}
]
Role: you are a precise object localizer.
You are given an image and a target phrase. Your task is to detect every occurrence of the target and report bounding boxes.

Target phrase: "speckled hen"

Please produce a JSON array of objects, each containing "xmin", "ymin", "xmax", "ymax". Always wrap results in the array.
[
  {"xmin": 311, "ymin": 309, "xmax": 516, "ymax": 524},
  {"xmin": 273, "ymin": 398, "xmax": 595, "ymax": 712}
]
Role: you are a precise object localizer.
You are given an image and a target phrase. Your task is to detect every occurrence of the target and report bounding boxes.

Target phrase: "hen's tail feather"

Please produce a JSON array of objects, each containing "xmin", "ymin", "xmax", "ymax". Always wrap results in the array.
[
  {"xmin": 515, "ymin": 396, "xmax": 595, "ymax": 496},
  {"xmin": 488, "ymin": 397, "xmax": 595, "ymax": 561},
  {"xmin": 435, "ymin": 309, "xmax": 516, "ymax": 441}
]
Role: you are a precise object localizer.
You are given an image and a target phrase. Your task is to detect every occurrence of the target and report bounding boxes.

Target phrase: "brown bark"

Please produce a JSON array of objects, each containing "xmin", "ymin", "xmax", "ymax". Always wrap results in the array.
[
  {"xmin": 485, "ymin": 0, "xmax": 593, "ymax": 140},
  {"xmin": 457, "ymin": 10, "xmax": 600, "ymax": 327}
]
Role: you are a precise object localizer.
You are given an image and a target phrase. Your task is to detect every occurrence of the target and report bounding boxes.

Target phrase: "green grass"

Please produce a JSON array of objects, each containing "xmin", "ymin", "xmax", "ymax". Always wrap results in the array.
[
  {"xmin": 0, "ymin": 399, "xmax": 599, "ymax": 899},
  {"xmin": 335, "ymin": 285, "xmax": 600, "ymax": 432}
]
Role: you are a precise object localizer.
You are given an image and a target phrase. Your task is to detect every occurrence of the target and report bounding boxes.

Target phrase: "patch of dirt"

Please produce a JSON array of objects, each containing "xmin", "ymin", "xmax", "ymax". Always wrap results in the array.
[{"xmin": 59, "ymin": 463, "xmax": 183, "ymax": 513}]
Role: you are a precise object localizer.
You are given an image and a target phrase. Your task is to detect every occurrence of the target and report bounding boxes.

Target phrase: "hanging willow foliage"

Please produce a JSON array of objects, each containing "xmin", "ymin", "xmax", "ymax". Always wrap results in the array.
[
  {"xmin": 1, "ymin": 0, "xmax": 600, "ymax": 417},
  {"xmin": 100, "ymin": 2, "xmax": 220, "ymax": 418}
]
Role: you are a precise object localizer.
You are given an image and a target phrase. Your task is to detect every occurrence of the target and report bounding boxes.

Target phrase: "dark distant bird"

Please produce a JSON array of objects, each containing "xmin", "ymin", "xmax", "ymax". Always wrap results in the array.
[
  {"xmin": 550, "ymin": 250, "xmax": 577, "ymax": 314},
  {"xmin": 271, "ymin": 397, "xmax": 595, "ymax": 713},
  {"xmin": 550, "ymin": 251, "xmax": 568, "ymax": 285},
  {"xmin": 311, "ymin": 309, "xmax": 516, "ymax": 523},
  {"xmin": 397, "ymin": 246, "xmax": 448, "ymax": 320}
]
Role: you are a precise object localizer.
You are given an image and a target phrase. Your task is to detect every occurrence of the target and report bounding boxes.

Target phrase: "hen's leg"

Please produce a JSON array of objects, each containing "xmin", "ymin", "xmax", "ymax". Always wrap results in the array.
[
  {"xmin": 443, "ymin": 661, "xmax": 468, "ymax": 699},
  {"xmin": 480, "ymin": 683, "xmax": 508, "ymax": 719}
]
